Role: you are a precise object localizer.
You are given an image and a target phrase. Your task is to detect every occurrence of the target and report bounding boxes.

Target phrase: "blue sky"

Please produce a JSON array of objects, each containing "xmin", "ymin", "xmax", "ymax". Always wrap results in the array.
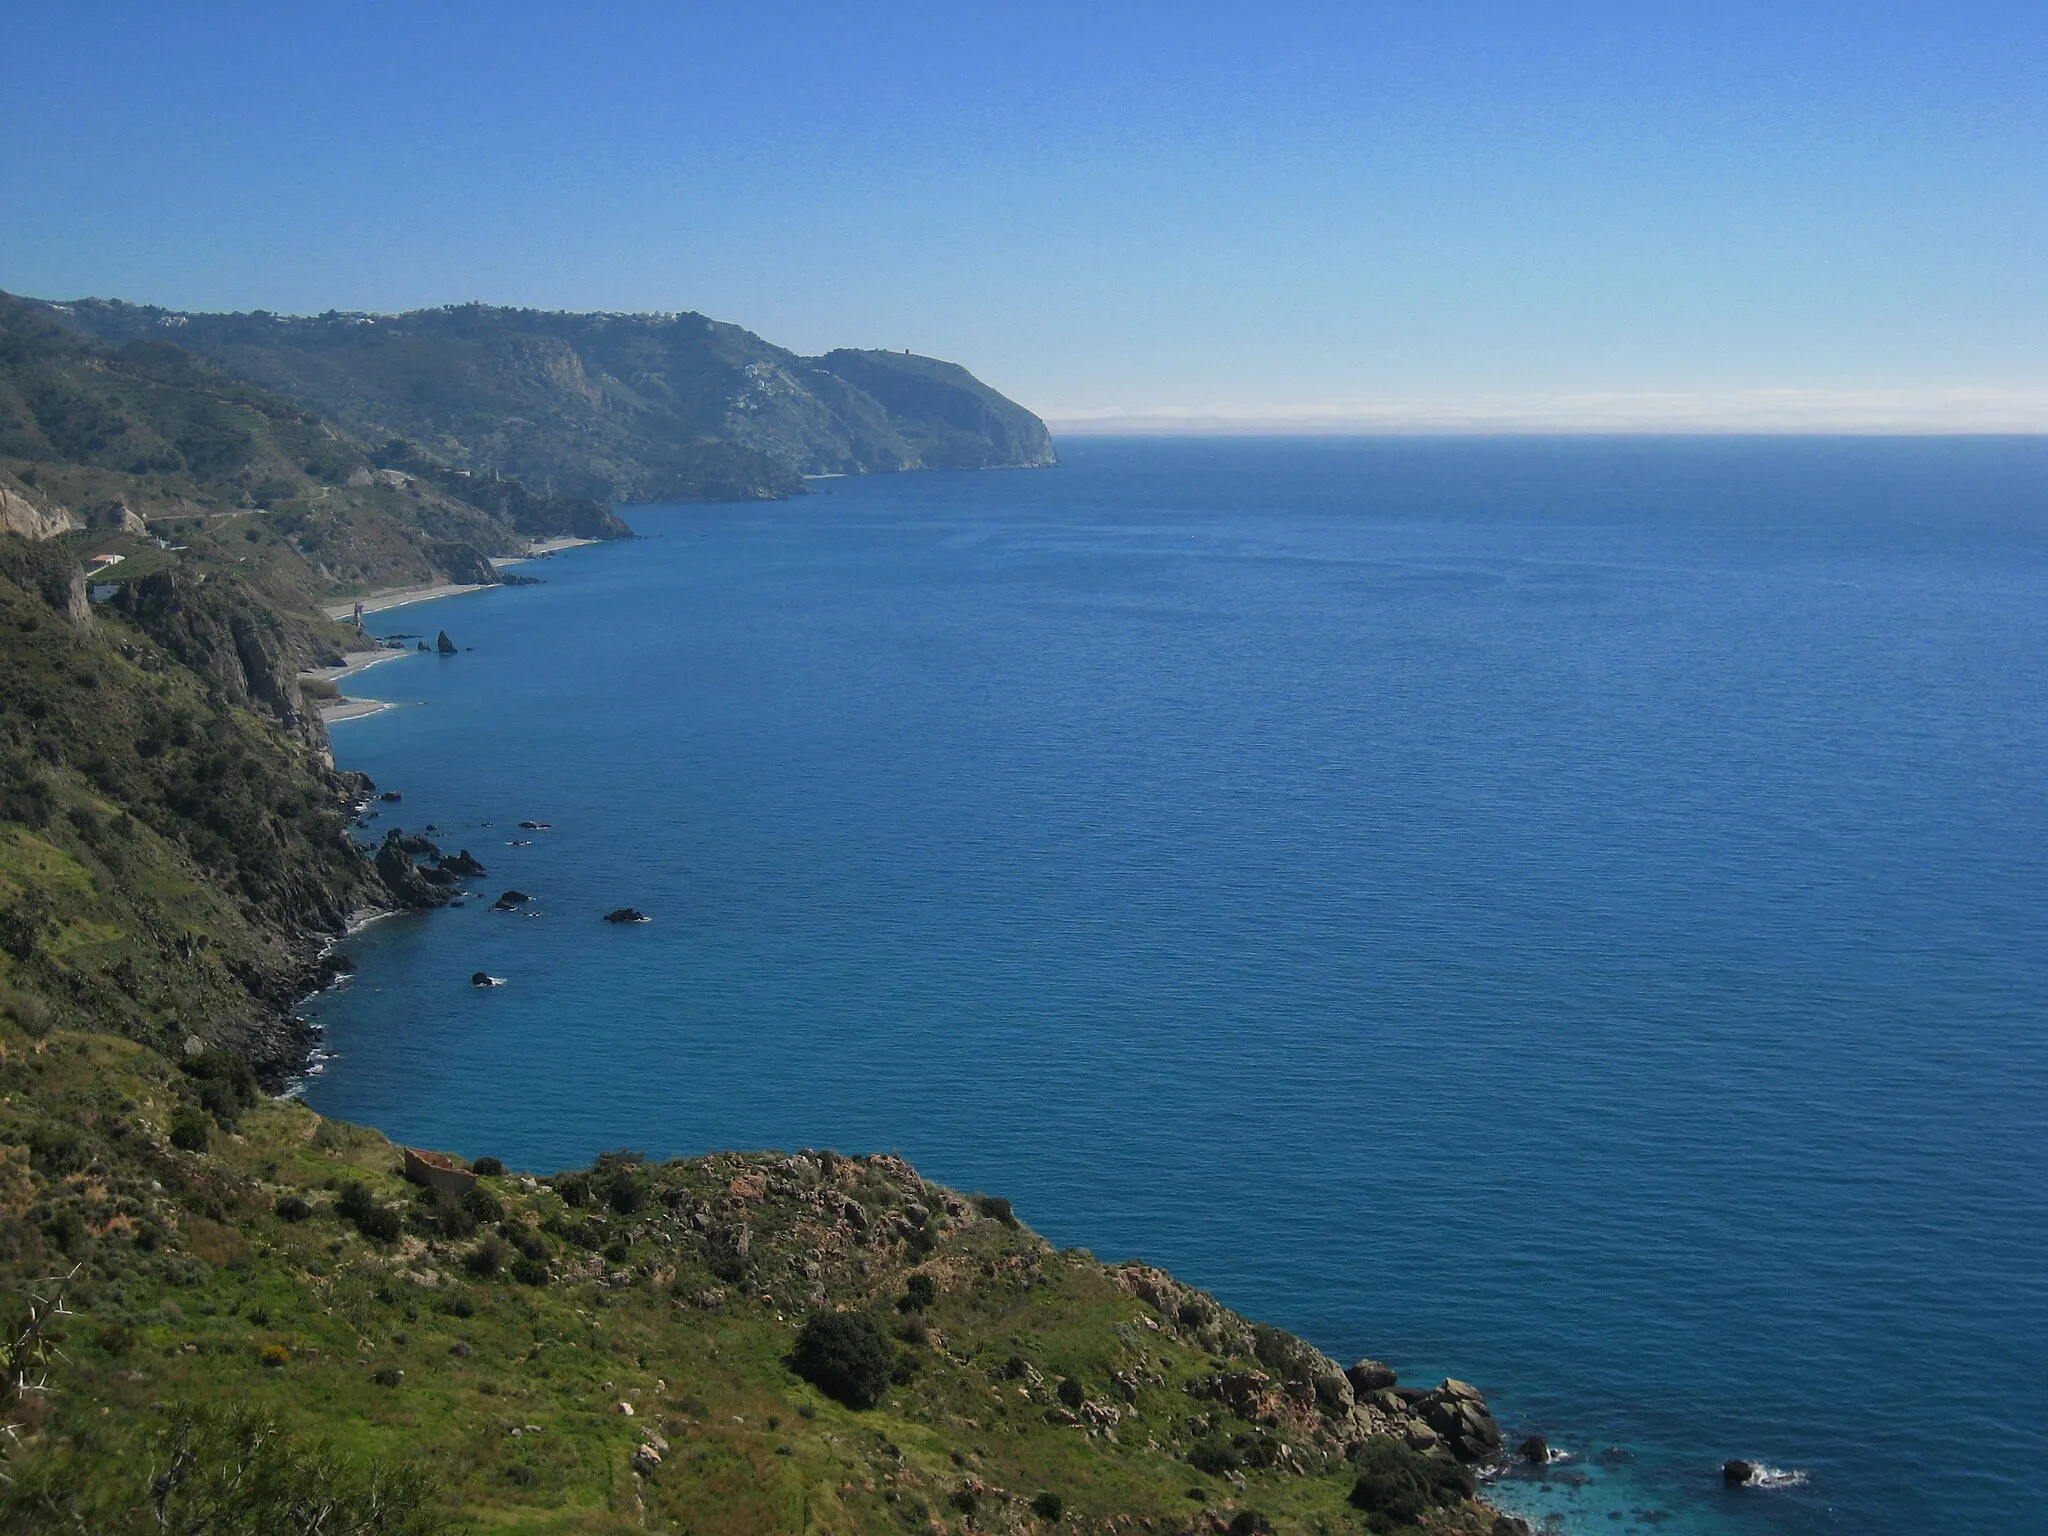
[{"xmin": 4, "ymin": 2, "xmax": 2043, "ymax": 429}]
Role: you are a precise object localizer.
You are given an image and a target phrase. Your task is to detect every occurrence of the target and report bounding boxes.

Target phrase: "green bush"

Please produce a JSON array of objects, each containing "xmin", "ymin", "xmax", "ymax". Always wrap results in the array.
[
  {"xmin": 1189, "ymin": 1437, "xmax": 1242, "ymax": 1476},
  {"xmin": 169, "ymin": 1107, "xmax": 211, "ymax": 1152},
  {"xmin": 462, "ymin": 1183, "xmax": 504, "ymax": 1223},
  {"xmin": 274, "ymin": 1194, "xmax": 310, "ymax": 1222},
  {"xmin": 605, "ymin": 1169, "xmax": 645, "ymax": 1214},
  {"xmin": 509, "ymin": 1256, "xmax": 549, "ymax": 1286},
  {"xmin": 1031, "ymin": 1490, "xmax": 1064, "ymax": 1521},
  {"xmin": 337, "ymin": 1181, "xmax": 401, "ymax": 1243},
  {"xmin": 470, "ymin": 1156, "xmax": 505, "ymax": 1176},
  {"xmin": 789, "ymin": 1311, "xmax": 893, "ymax": 1409},
  {"xmin": 1346, "ymin": 1436, "xmax": 1475, "ymax": 1531},
  {"xmin": 1057, "ymin": 1376, "xmax": 1084, "ymax": 1410},
  {"xmin": 900, "ymin": 1272, "xmax": 936, "ymax": 1312}
]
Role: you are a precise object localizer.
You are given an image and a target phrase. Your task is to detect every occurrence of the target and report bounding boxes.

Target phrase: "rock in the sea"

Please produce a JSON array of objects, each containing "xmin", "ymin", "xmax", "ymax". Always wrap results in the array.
[
  {"xmin": 397, "ymin": 832, "xmax": 441, "ymax": 858},
  {"xmin": 436, "ymin": 630, "xmax": 457, "ymax": 654},
  {"xmin": 1723, "ymin": 1460, "xmax": 1757, "ymax": 1486},
  {"xmin": 471, "ymin": 972, "xmax": 504, "ymax": 988},
  {"xmin": 1346, "ymin": 1359, "xmax": 1398, "ymax": 1395},
  {"xmin": 603, "ymin": 907, "xmax": 650, "ymax": 924},
  {"xmin": 378, "ymin": 790, "xmax": 402, "ymax": 802},
  {"xmin": 375, "ymin": 830, "xmax": 456, "ymax": 910},
  {"xmin": 491, "ymin": 890, "xmax": 530, "ymax": 912},
  {"xmin": 417, "ymin": 640, "xmax": 430, "ymax": 651},
  {"xmin": 518, "ymin": 820, "xmax": 551, "ymax": 830},
  {"xmin": 1518, "ymin": 1435, "xmax": 1550, "ymax": 1466},
  {"xmin": 1418, "ymin": 1379, "xmax": 1503, "ymax": 1462},
  {"xmin": 440, "ymin": 849, "xmax": 487, "ymax": 877}
]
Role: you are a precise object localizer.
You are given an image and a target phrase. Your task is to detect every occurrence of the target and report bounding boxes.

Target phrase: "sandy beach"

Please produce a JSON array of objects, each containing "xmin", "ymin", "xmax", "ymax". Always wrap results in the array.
[
  {"xmin": 321, "ymin": 539, "xmax": 601, "ymax": 621},
  {"xmin": 319, "ymin": 697, "xmax": 394, "ymax": 724},
  {"xmin": 493, "ymin": 535, "xmax": 598, "ymax": 566},
  {"xmin": 321, "ymin": 581, "xmax": 491, "ymax": 622}
]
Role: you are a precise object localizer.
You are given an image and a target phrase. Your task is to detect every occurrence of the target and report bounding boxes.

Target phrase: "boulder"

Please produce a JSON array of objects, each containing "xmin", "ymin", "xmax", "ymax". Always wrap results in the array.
[
  {"xmin": 1518, "ymin": 1435, "xmax": 1549, "ymax": 1465},
  {"xmin": 378, "ymin": 790, "xmax": 402, "ymax": 802},
  {"xmin": 436, "ymin": 631, "xmax": 457, "ymax": 654},
  {"xmin": 1723, "ymin": 1460, "xmax": 1757, "ymax": 1486},
  {"xmin": 603, "ymin": 907, "xmax": 650, "ymax": 924},
  {"xmin": 1346, "ymin": 1359, "xmax": 1398, "ymax": 1395},
  {"xmin": 470, "ymin": 972, "xmax": 503, "ymax": 988},
  {"xmin": 1418, "ymin": 1381, "xmax": 1503, "ymax": 1462},
  {"xmin": 491, "ymin": 890, "xmax": 530, "ymax": 912}
]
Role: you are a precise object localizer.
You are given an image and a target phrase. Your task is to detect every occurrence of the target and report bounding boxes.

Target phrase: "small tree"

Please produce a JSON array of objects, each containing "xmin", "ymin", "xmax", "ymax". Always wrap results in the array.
[{"xmin": 790, "ymin": 1312, "xmax": 893, "ymax": 1409}]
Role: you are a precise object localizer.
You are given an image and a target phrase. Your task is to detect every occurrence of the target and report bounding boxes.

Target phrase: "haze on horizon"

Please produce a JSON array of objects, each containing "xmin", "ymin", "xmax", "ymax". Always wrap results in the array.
[{"xmin": 5, "ymin": 1, "xmax": 2043, "ymax": 434}]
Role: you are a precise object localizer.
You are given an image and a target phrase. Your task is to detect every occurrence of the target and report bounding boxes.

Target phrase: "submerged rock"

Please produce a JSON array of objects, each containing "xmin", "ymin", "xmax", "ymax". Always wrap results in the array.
[
  {"xmin": 1723, "ymin": 1460, "xmax": 1757, "ymax": 1486},
  {"xmin": 603, "ymin": 907, "xmax": 650, "ymax": 924},
  {"xmin": 471, "ymin": 972, "xmax": 504, "ymax": 988},
  {"xmin": 1518, "ymin": 1435, "xmax": 1549, "ymax": 1466},
  {"xmin": 518, "ymin": 820, "xmax": 551, "ymax": 830}
]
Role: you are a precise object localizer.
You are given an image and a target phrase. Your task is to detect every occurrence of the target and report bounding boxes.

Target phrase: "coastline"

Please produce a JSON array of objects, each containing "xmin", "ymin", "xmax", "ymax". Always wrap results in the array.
[{"xmin": 294, "ymin": 527, "xmax": 1536, "ymax": 1534}]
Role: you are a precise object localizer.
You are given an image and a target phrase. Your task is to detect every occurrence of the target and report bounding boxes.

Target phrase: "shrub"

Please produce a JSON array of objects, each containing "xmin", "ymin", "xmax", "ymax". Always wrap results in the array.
[
  {"xmin": 789, "ymin": 1311, "xmax": 893, "ymax": 1409},
  {"xmin": 462, "ymin": 1185, "xmax": 504, "ymax": 1223},
  {"xmin": 553, "ymin": 1173, "xmax": 590, "ymax": 1208},
  {"xmin": 947, "ymin": 1489, "xmax": 978, "ymax": 1515},
  {"xmin": 975, "ymin": 1194, "xmax": 1016, "ymax": 1226},
  {"xmin": 900, "ymin": 1272, "xmax": 936, "ymax": 1312},
  {"xmin": 260, "ymin": 1343, "xmax": 290, "ymax": 1368},
  {"xmin": 370, "ymin": 1366, "xmax": 403, "ymax": 1387},
  {"xmin": 509, "ymin": 1256, "xmax": 548, "ymax": 1286},
  {"xmin": 169, "ymin": 1107, "xmax": 211, "ymax": 1152},
  {"xmin": 274, "ymin": 1194, "xmax": 310, "ymax": 1222},
  {"xmin": 465, "ymin": 1233, "xmax": 509, "ymax": 1278},
  {"xmin": 471, "ymin": 1156, "xmax": 505, "ymax": 1177},
  {"xmin": 508, "ymin": 1225, "xmax": 549, "ymax": 1262},
  {"xmin": 1189, "ymin": 1438, "xmax": 1242, "ymax": 1477},
  {"xmin": 1346, "ymin": 1437, "xmax": 1475, "ymax": 1530},
  {"xmin": 431, "ymin": 1191, "xmax": 476, "ymax": 1238},
  {"xmin": 605, "ymin": 1169, "xmax": 645, "ymax": 1214},
  {"xmin": 1031, "ymin": 1491, "xmax": 1064, "ymax": 1521},
  {"xmin": 1057, "ymin": 1377, "xmax": 1084, "ymax": 1410},
  {"xmin": 338, "ymin": 1182, "xmax": 400, "ymax": 1243}
]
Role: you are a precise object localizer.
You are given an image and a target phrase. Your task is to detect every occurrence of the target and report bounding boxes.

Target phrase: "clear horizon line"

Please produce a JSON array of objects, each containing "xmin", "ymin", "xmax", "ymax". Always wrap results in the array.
[{"xmin": 1041, "ymin": 388, "xmax": 2048, "ymax": 437}]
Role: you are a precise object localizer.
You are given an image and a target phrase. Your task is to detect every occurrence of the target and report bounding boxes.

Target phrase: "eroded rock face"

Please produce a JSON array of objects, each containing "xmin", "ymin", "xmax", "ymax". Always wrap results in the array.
[
  {"xmin": 115, "ymin": 569, "xmax": 326, "ymax": 740},
  {"xmin": 88, "ymin": 497, "xmax": 147, "ymax": 536},
  {"xmin": 0, "ymin": 483, "xmax": 79, "ymax": 540}
]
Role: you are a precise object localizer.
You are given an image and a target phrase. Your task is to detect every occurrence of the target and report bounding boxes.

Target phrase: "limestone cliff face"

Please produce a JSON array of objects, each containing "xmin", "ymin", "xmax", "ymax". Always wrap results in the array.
[
  {"xmin": 114, "ymin": 569, "xmax": 332, "ymax": 743},
  {"xmin": 0, "ymin": 482, "xmax": 80, "ymax": 540}
]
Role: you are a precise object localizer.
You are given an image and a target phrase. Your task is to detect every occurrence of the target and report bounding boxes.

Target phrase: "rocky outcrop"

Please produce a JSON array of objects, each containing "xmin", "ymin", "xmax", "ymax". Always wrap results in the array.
[
  {"xmin": 603, "ymin": 907, "xmax": 649, "ymax": 924},
  {"xmin": 440, "ymin": 849, "xmax": 487, "ymax": 877},
  {"xmin": 376, "ymin": 831, "xmax": 456, "ymax": 909},
  {"xmin": 87, "ymin": 497, "xmax": 147, "ymax": 536},
  {"xmin": 0, "ymin": 482, "xmax": 79, "ymax": 540},
  {"xmin": 436, "ymin": 630, "xmax": 458, "ymax": 655},
  {"xmin": 0, "ymin": 536, "xmax": 90, "ymax": 625}
]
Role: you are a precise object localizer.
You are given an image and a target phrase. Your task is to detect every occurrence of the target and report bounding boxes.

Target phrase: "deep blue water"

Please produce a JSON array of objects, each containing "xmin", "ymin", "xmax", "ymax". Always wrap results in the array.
[{"xmin": 302, "ymin": 438, "xmax": 2048, "ymax": 1536}]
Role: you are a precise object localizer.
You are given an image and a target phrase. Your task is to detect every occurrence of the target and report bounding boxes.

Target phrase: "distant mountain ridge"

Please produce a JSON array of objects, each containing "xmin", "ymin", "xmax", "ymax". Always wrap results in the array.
[{"xmin": 31, "ymin": 298, "xmax": 1057, "ymax": 503}]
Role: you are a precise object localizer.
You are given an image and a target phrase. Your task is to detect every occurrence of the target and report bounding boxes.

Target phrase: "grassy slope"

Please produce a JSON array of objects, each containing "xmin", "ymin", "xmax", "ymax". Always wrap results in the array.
[{"xmin": 0, "ymin": 1023, "xmax": 1501, "ymax": 1536}]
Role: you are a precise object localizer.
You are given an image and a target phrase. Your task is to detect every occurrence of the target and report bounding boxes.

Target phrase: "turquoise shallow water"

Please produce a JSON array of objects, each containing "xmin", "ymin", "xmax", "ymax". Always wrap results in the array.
[{"xmin": 303, "ymin": 438, "xmax": 2048, "ymax": 1535}]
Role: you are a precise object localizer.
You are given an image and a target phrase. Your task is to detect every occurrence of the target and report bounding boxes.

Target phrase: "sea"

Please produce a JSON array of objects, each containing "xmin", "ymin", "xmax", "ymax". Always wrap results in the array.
[{"xmin": 299, "ymin": 437, "xmax": 2048, "ymax": 1535}]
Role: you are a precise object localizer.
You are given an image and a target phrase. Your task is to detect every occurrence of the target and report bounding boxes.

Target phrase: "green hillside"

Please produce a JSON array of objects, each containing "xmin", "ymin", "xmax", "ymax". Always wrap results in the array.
[{"xmin": 31, "ymin": 300, "xmax": 1058, "ymax": 505}]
